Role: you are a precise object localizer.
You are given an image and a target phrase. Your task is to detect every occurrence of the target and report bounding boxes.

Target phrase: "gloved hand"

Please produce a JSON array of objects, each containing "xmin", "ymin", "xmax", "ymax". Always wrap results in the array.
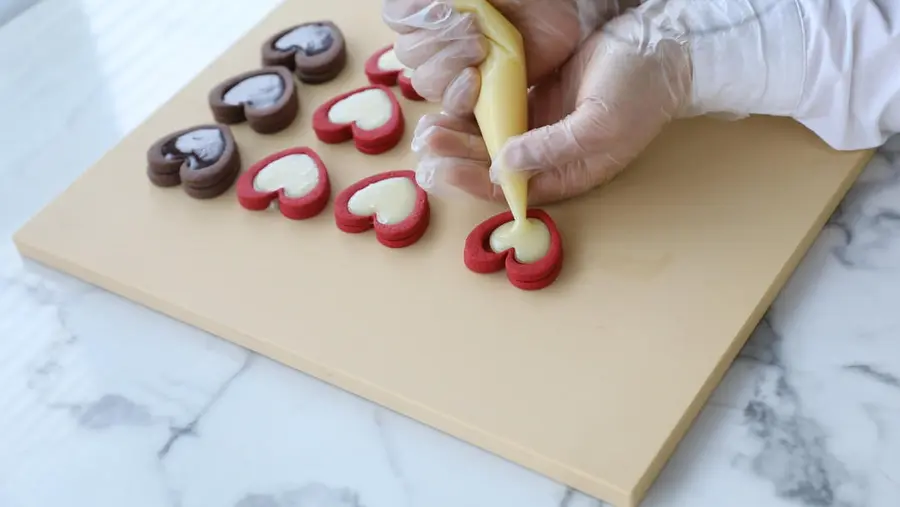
[
  {"xmin": 397, "ymin": 0, "xmax": 808, "ymax": 204},
  {"xmin": 382, "ymin": 0, "xmax": 629, "ymax": 115},
  {"xmin": 411, "ymin": 10, "xmax": 693, "ymax": 204}
]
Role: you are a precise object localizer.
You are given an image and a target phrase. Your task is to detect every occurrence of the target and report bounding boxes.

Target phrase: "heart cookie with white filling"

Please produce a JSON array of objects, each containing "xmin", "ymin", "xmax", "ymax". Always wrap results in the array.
[
  {"xmin": 208, "ymin": 67, "xmax": 299, "ymax": 134},
  {"xmin": 312, "ymin": 85, "xmax": 404, "ymax": 154},
  {"xmin": 464, "ymin": 209, "xmax": 564, "ymax": 290},
  {"xmin": 397, "ymin": 71, "xmax": 423, "ymax": 101},
  {"xmin": 236, "ymin": 147, "xmax": 331, "ymax": 220},
  {"xmin": 261, "ymin": 21, "xmax": 346, "ymax": 83},
  {"xmin": 364, "ymin": 45, "xmax": 424, "ymax": 102},
  {"xmin": 146, "ymin": 124, "xmax": 241, "ymax": 199},
  {"xmin": 365, "ymin": 45, "xmax": 405, "ymax": 86},
  {"xmin": 334, "ymin": 170, "xmax": 429, "ymax": 248}
]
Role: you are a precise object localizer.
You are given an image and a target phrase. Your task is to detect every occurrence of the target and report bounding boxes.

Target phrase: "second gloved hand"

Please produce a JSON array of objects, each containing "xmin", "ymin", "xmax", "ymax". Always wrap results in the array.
[{"xmin": 412, "ymin": 13, "xmax": 693, "ymax": 204}]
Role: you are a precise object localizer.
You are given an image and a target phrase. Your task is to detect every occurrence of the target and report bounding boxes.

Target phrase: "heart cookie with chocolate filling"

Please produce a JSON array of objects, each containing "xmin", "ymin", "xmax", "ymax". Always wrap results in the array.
[
  {"xmin": 312, "ymin": 85, "xmax": 404, "ymax": 154},
  {"xmin": 261, "ymin": 21, "xmax": 346, "ymax": 84},
  {"xmin": 208, "ymin": 67, "xmax": 299, "ymax": 134},
  {"xmin": 334, "ymin": 170, "xmax": 429, "ymax": 248},
  {"xmin": 364, "ymin": 45, "xmax": 424, "ymax": 102},
  {"xmin": 146, "ymin": 124, "xmax": 241, "ymax": 199},
  {"xmin": 236, "ymin": 147, "xmax": 331, "ymax": 220},
  {"xmin": 464, "ymin": 209, "xmax": 564, "ymax": 290}
]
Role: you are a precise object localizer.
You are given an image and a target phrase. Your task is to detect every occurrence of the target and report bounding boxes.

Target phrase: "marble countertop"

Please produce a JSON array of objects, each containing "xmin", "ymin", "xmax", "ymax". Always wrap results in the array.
[{"xmin": 1, "ymin": 1, "xmax": 899, "ymax": 506}]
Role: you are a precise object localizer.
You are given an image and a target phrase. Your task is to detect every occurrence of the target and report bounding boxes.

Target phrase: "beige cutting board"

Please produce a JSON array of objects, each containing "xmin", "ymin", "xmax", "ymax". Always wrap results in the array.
[{"xmin": 12, "ymin": 0, "xmax": 872, "ymax": 505}]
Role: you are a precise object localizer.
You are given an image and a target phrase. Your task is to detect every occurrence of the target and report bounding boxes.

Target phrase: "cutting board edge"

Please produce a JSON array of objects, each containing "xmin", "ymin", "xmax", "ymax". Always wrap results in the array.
[{"xmin": 628, "ymin": 146, "xmax": 875, "ymax": 507}]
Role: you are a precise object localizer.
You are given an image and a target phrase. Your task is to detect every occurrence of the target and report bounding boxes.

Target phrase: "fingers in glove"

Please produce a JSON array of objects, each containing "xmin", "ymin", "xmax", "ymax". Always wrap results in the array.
[
  {"xmin": 525, "ymin": 156, "xmax": 628, "ymax": 204},
  {"xmin": 411, "ymin": 112, "xmax": 496, "ymax": 200},
  {"xmin": 409, "ymin": 36, "xmax": 488, "ymax": 101},
  {"xmin": 382, "ymin": 0, "xmax": 453, "ymax": 34},
  {"xmin": 433, "ymin": 158, "xmax": 622, "ymax": 205},
  {"xmin": 491, "ymin": 102, "xmax": 604, "ymax": 180},
  {"xmin": 415, "ymin": 155, "xmax": 501, "ymax": 201},
  {"xmin": 412, "ymin": 124, "xmax": 490, "ymax": 162},
  {"xmin": 417, "ymin": 159, "xmax": 604, "ymax": 206},
  {"xmin": 442, "ymin": 67, "xmax": 481, "ymax": 118},
  {"xmin": 413, "ymin": 112, "xmax": 481, "ymax": 142},
  {"xmin": 393, "ymin": 11, "xmax": 482, "ymax": 68},
  {"xmin": 413, "ymin": 127, "xmax": 488, "ymax": 165}
]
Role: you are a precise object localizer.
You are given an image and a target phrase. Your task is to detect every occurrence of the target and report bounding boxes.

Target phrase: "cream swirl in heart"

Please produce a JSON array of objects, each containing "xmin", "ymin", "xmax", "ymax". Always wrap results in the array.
[
  {"xmin": 261, "ymin": 21, "xmax": 347, "ymax": 84},
  {"xmin": 146, "ymin": 124, "xmax": 241, "ymax": 200},
  {"xmin": 209, "ymin": 67, "xmax": 299, "ymax": 135}
]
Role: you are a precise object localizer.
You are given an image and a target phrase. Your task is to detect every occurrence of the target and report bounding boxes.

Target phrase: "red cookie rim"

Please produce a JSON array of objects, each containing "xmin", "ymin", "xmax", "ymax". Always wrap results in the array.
[
  {"xmin": 236, "ymin": 147, "xmax": 331, "ymax": 220},
  {"xmin": 364, "ymin": 45, "xmax": 402, "ymax": 86},
  {"xmin": 207, "ymin": 66, "xmax": 299, "ymax": 134},
  {"xmin": 463, "ymin": 209, "xmax": 564, "ymax": 290},
  {"xmin": 334, "ymin": 170, "xmax": 429, "ymax": 246},
  {"xmin": 312, "ymin": 85, "xmax": 405, "ymax": 154},
  {"xmin": 397, "ymin": 73, "xmax": 424, "ymax": 101}
]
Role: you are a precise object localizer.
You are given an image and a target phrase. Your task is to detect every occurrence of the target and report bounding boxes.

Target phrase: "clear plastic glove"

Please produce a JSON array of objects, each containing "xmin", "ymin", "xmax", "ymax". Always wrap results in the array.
[
  {"xmin": 404, "ymin": 0, "xmax": 814, "ymax": 204},
  {"xmin": 381, "ymin": 0, "xmax": 630, "ymax": 115},
  {"xmin": 411, "ymin": 9, "xmax": 693, "ymax": 204}
]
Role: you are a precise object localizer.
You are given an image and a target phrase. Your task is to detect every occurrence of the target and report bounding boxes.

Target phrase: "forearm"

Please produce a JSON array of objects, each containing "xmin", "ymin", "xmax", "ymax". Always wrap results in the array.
[
  {"xmin": 623, "ymin": 0, "xmax": 900, "ymax": 150},
  {"xmin": 575, "ymin": 0, "xmax": 645, "ymax": 39},
  {"xmin": 790, "ymin": 0, "xmax": 900, "ymax": 150}
]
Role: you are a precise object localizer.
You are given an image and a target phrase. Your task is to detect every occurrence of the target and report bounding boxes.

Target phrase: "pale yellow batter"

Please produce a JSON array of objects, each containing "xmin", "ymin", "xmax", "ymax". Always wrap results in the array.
[
  {"xmin": 377, "ymin": 47, "xmax": 405, "ymax": 71},
  {"xmin": 453, "ymin": 0, "xmax": 529, "ymax": 229},
  {"xmin": 489, "ymin": 218, "xmax": 551, "ymax": 263},
  {"xmin": 328, "ymin": 88, "xmax": 394, "ymax": 130},
  {"xmin": 378, "ymin": 47, "xmax": 414, "ymax": 77},
  {"xmin": 348, "ymin": 177, "xmax": 417, "ymax": 225},
  {"xmin": 253, "ymin": 154, "xmax": 319, "ymax": 197}
]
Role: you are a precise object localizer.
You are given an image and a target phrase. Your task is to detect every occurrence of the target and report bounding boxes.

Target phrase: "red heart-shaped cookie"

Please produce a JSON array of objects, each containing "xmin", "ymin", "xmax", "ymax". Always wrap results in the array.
[
  {"xmin": 236, "ymin": 147, "xmax": 330, "ymax": 220},
  {"xmin": 364, "ymin": 45, "xmax": 424, "ymax": 102},
  {"xmin": 364, "ymin": 45, "xmax": 404, "ymax": 86},
  {"xmin": 312, "ymin": 85, "xmax": 404, "ymax": 154},
  {"xmin": 334, "ymin": 170, "xmax": 429, "ymax": 248},
  {"xmin": 464, "ymin": 209, "xmax": 564, "ymax": 290},
  {"xmin": 397, "ymin": 72, "xmax": 424, "ymax": 101}
]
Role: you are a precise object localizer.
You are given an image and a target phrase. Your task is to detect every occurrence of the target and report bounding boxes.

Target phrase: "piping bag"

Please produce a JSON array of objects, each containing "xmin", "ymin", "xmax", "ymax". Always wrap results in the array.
[{"xmin": 452, "ymin": 0, "xmax": 530, "ymax": 230}]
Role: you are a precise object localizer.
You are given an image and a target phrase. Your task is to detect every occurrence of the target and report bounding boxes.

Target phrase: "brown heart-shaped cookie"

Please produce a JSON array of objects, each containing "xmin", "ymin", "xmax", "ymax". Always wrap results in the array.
[
  {"xmin": 146, "ymin": 124, "xmax": 241, "ymax": 199},
  {"xmin": 261, "ymin": 21, "xmax": 347, "ymax": 84},
  {"xmin": 208, "ymin": 67, "xmax": 299, "ymax": 134}
]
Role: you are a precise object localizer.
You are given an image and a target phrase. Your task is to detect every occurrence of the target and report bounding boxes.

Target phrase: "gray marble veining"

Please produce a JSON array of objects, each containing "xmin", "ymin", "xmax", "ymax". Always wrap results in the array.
[{"xmin": 0, "ymin": 0, "xmax": 898, "ymax": 506}]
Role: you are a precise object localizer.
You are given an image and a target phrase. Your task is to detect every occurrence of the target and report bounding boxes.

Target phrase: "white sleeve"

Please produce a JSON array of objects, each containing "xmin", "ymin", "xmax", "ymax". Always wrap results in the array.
[{"xmin": 650, "ymin": 0, "xmax": 900, "ymax": 151}]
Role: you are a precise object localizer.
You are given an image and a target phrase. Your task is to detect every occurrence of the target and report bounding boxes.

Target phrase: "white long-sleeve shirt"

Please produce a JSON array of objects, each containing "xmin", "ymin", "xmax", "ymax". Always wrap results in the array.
[{"xmin": 639, "ymin": 0, "xmax": 900, "ymax": 151}]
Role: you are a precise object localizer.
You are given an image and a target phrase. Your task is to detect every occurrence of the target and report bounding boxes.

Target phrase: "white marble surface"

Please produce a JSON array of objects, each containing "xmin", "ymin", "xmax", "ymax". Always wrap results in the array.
[{"xmin": 1, "ymin": 1, "xmax": 899, "ymax": 506}]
